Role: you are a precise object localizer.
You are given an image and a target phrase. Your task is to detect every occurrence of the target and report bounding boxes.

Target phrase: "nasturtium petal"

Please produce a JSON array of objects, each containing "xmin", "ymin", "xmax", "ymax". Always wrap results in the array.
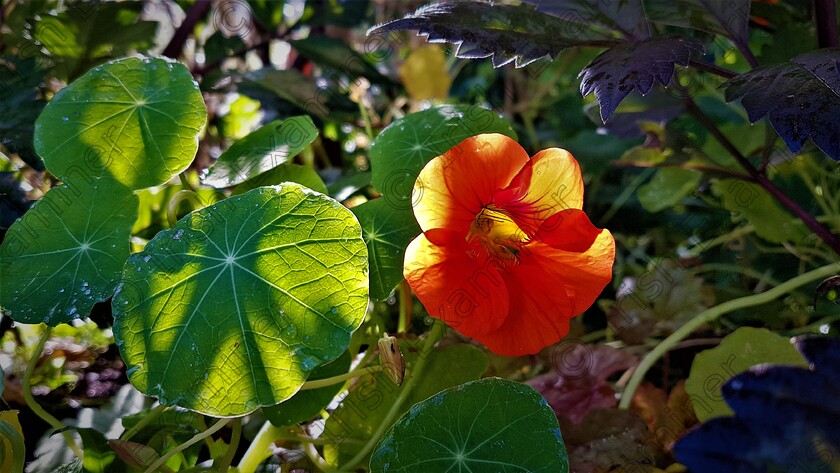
[
  {"xmin": 369, "ymin": 105, "xmax": 516, "ymax": 208},
  {"xmin": 204, "ymin": 116, "xmax": 319, "ymax": 188},
  {"xmin": 34, "ymin": 56, "xmax": 206, "ymax": 190},
  {"xmin": 351, "ymin": 198, "xmax": 421, "ymax": 301},
  {"xmin": 113, "ymin": 184, "xmax": 368, "ymax": 416},
  {"xmin": 0, "ymin": 178, "xmax": 137, "ymax": 325},
  {"xmin": 369, "ymin": 378, "xmax": 568, "ymax": 473}
]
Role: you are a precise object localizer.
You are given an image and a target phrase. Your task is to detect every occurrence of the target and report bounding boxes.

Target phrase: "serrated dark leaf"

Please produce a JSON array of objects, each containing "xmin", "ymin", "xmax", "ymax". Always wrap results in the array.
[
  {"xmin": 368, "ymin": 1, "xmax": 613, "ymax": 68},
  {"xmin": 794, "ymin": 336, "xmax": 840, "ymax": 388},
  {"xmin": 674, "ymin": 417, "xmax": 786, "ymax": 473},
  {"xmin": 724, "ymin": 49, "xmax": 840, "ymax": 160},
  {"xmin": 646, "ymin": 0, "xmax": 752, "ymax": 49},
  {"xmin": 580, "ymin": 36, "xmax": 703, "ymax": 121},
  {"xmin": 520, "ymin": 0, "xmax": 650, "ymax": 39}
]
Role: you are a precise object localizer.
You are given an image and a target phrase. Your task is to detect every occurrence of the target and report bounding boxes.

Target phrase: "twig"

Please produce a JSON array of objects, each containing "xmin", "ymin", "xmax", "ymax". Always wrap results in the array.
[
  {"xmin": 687, "ymin": 59, "xmax": 739, "ymax": 79},
  {"xmin": 814, "ymin": 0, "xmax": 839, "ymax": 48},
  {"xmin": 685, "ymin": 99, "xmax": 840, "ymax": 254},
  {"xmin": 162, "ymin": 0, "xmax": 212, "ymax": 59}
]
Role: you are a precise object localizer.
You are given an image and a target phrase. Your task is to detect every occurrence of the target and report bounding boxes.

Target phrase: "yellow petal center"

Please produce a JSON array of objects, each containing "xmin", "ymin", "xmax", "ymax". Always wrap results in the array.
[{"xmin": 466, "ymin": 207, "xmax": 529, "ymax": 267}]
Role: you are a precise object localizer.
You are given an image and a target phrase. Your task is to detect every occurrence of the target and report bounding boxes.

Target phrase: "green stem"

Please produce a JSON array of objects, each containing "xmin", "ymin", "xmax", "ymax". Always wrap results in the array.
[
  {"xmin": 166, "ymin": 189, "xmax": 203, "ymax": 228},
  {"xmin": 397, "ymin": 280, "xmax": 411, "ymax": 334},
  {"xmin": 619, "ymin": 262, "xmax": 840, "ymax": 409},
  {"xmin": 214, "ymin": 418, "xmax": 241, "ymax": 472},
  {"xmin": 300, "ymin": 365, "xmax": 382, "ymax": 391},
  {"xmin": 358, "ymin": 102, "xmax": 374, "ymax": 141},
  {"xmin": 143, "ymin": 417, "xmax": 229, "ymax": 473},
  {"xmin": 22, "ymin": 326, "xmax": 84, "ymax": 459},
  {"xmin": 121, "ymin": 404, "xmax": 167, "ymax": 442},
  {"xmin": 236, "ymin": 421, "xmax": 279, "ymax": 473},
  {"xmin": 338, "ymin": 320, "xmax": 445, "ymax": 472}
]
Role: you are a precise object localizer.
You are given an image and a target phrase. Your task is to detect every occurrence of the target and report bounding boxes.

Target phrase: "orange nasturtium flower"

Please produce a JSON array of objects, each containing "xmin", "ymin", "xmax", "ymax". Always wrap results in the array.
[{"xmin": 403, "ymin": 133, "xmax": 615, "ymax": 356}]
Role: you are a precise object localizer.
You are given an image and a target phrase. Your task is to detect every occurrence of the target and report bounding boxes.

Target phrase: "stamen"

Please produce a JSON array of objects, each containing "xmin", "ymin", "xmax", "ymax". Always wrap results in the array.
[{"xmin": 466, "ymin": 206, "xmax": 529, "ymax": 268}]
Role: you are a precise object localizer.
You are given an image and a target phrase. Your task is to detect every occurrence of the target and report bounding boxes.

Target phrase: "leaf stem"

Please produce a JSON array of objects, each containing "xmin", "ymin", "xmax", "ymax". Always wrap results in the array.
[
  {"xmin": 300, "ymin": 365, "xmax": 382, "ymax": 391},
  {"xmin": 166, "ymin": 189, "xmax": 203, "ymax": 228},
  {"xmin": 337, "ymin": 320, "xmax": 445, "ymax": 472},
  {"xmin": 214, "ymin": 417, "xmax": 241, "ymax": 472},
  {"xmin": 143, "ymin": 417, "xmax": 229, "ymax": 473},
  {"xmin": 236, "ymin": 421, "xmax": 277, "ymax": 473},
  {"xmin": 687, "ymin": 59, "xmax": 738, "ymax": 79},
  {"xmin": 121, "ymin": 404, "xmax": 167, "ymax": 442},
  {"xmin": 685, "ymin": 99, "xmax": 840, "ymax": 254},
  {"xmin": 619, "ymin": 262, "xmax": 840, "ymax": 408},
  {"xmin": 22, "ymin": 326, "xmax": 84, "ymax": 459},
  {"xmin": 397, "ymin": 280, "xmax": 411, "ymax": 334}
]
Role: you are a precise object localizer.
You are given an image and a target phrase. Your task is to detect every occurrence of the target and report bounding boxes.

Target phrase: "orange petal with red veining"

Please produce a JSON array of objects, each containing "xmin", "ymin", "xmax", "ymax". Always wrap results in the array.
[
  {"xmin": 413, "ymin": 134, "xmax": 529, "ymax": 235},
  {"xmin": 404, "ymin": 228, "xmax": 509, "ymax": 336}
]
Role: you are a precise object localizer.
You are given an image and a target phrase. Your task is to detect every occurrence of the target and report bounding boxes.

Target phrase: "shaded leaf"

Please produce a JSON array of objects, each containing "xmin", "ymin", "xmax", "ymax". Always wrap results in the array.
[
  {"xmin": 637, "ymin": 168, "xmax": 701, "ymax": 213},
  {"xmin": 351, "ymin": 198, "xmax": 421, "ymax": 301},
  {"xmin": 685, "ymin": 327, "xmax": 807, "ymax": 421},
  {"xmin": 76, "ymin": 428, "xmax": 114, "ymax": 473},
  {"xmin": 203, "ymin": 116, "xmax": 319, "ymax": 188},
  {"xmin": 559, "ymin": 408, "xmax": 655, "ymax": 473},
  {"xmin": 232, "ymin": 164, "xmax": 328, "ymax": 196},
  {"xmin": 0, "ymin": 57, "xmax": 46, "ymax": 169},
  {"xmin": 241, "ymin": 68, "xmax": 355, "ymax": 120},
  {"xmin": 580, "ymin": 36, "xmax": 703, "ymax": 121},
  {"xmin": 369, "ymin": 105, "xmax": 516, "ymax": 206},
  {"xmin": 0, "ymin": 173, "xmax": 32, "ymax": 230},
  {"xmin": 370, "ymin": 378, "xmax": 569, "ymax": 473},
  {"xmin": 0, "ymin": 179, "xmax": 137, "ymax": 325},
  {"xmin": 527, "ymin": 344, "xmax": 637, "ymax": 424},
  {"xmin": 724, "ymin": 49, "xmax": 840, "ymax": 160},
  {"xmin": 323, "ymin": 343, "xmax": 487, "ymax": 466},
  {"xmin": 289, "ymin": 36, "xmax": 393, "ymax": 86},
  {"xmin": 712, "ymin": 178, "xmax": 809, "ymax": 243},
  {"xmin": 34, "ymin": 56, "xmax": 207, "ymax": 190},
  {"xmin": 113, "ymin": 184, "xmax": 368, "ymax": 416},
  {"xmin": 263, "ymin": 351, "xmax": 352, "ymax": 427},
  {"xmin": 368, "ymin": 1, "xmax": 612, "ymax": 68}
]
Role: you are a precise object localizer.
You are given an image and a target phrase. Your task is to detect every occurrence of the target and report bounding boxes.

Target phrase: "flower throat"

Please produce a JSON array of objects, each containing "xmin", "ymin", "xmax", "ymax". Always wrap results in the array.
[{"xmin": 466, "ymin": 206, "xmax": 529, "ymax": 267}]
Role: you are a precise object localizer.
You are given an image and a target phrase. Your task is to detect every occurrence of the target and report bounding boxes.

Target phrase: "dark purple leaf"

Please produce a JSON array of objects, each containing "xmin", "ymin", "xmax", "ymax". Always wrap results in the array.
[
  {"xmin": 794, "ymin": 335, "xmax": 840, "ymax": 387},
  {"xmin": 526, "ymin": 344, "xmax": 637, "ymax": 424},
  {"xmin": 579, "ymin": 36, "xmax": 704, "ymax": 121},
  {"xmin": 520, "ymin": 0, "xmax": 650, "ymax": 39},
  {"xmin": 598, "ymin": 103, "xmax": 685, "ymax": 138},
  {"xmin": 368, "ymin": 1, "xmax": 613, "ymax": 68},
  {"xmin": 674, "ymin": 336, "xmax": 840, "ymax": 473},
  {"xmin": 723, "ymin": 49, "xmax": 840, "ymax": 160},
  {"xmin": 646, "ymin": 0, "xmax": 752, "ymax": 50}
]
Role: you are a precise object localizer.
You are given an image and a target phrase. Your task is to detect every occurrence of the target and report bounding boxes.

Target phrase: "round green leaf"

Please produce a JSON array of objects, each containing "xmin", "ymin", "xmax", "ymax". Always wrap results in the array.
[
  {"xmin": 369, "ymin": 105, "xmax": 516, "ymax": 208},
  {"xmin": 263, "ymin": 350, "xmax": 351, "ymax": 427},
  {"xmin": 0, "ymin": 178, "xmax": 137, "ymax": 325},
  {"xmin": 685, "ymin": 327, "xmax": 808, "ymax": 421},
  {"xmin": 370, "ymin": 377, "xmax": 568, "ymax": 473},
  {"xmin": 113, "ymin": 184, "xmax": 368, "ymax": 416},
  {"xmin": 351, "ymin": 198, "xmax": 421, "ymax": 301},
  {"xmin": 204, "ymin": 116, "xmax": 319, "ymax": 188},
  {"xmin": 34, "ymin": 56, "xmax": 207, "ymax": 190}
]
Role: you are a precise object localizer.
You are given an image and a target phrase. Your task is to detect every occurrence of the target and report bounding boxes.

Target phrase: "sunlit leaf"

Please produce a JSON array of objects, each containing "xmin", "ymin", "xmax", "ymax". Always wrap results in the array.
[
  {"xmin": 369, "ymin": 377, "xmax": 569, "ymax": 473},
  {"xmin": 263, "ymin": 351, "xmax": 351, "ymax": 427},
  {"xmin": 233, "ymin": 164, "xmax": 328, "ymax": 196},
  {"xmin": 76, "ymin": 428, "xmax": 114, "ymax": 473},
  {"xmin": 724, "ymin": 49, "xmax": 840, "ymax": 160},
  {"xmin": 398, "ymin": 46, "xmax": 451, "ymax": 101},
  {"xmin": 0, "ymin": 179, "xmax": 137, "ymax": 325},
  {"xmin": 34, "ymin": 56, "xmax": 207, "ymax": 190},
  {"xmin": 369, "ymin": 105, "xmax": 516, "ymax": 207},
  {"xmin": 351, "ymin": 199, "xmax": 421, "ymax": 301},
  {"xmin": 0, "ymin": 411, "xmax": 24, "ymax": 473},
  {"xmin": 580, "ymin": 36, "xmax": 703, "ymax": 121},
  {"xmin": 204, "ymin": 116, "xmax": 319, "ymax": 188},
  {"xmin": 113, "ymin": 184, "xmax": 368, "ymax": 416}
]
